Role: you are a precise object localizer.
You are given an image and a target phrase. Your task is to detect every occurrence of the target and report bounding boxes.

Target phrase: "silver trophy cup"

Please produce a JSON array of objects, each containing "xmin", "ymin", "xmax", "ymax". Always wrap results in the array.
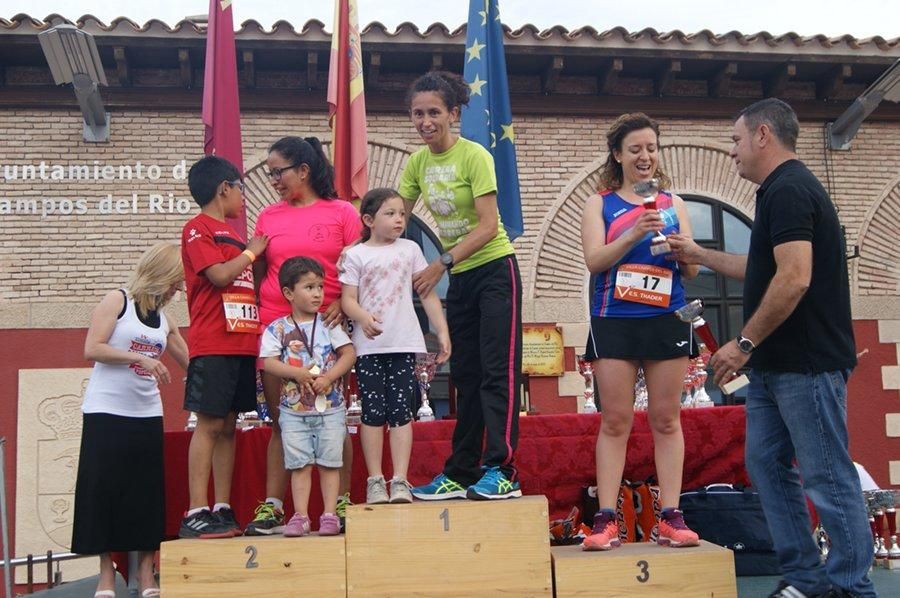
[
  {"xmin": 576, "ymin": 355, "xmax": 598, "ymax": 414},
  {"xmin": 633, "ymin": 178, "xmax": 671, "ymax": 256},
  {"xmin": 415, "ymin": 353, "xmax": 438, "ymax": 422}
]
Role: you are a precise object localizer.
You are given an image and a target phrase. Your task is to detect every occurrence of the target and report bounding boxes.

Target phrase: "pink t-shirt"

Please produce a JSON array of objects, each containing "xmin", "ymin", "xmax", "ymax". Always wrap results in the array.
[
  {"xmin": 254, "ymin": 199, "xmax": 362, "ymax": 325},
  {"xmin": 339, "ymin": 238, "xmax": 429, "ymax": 356}
]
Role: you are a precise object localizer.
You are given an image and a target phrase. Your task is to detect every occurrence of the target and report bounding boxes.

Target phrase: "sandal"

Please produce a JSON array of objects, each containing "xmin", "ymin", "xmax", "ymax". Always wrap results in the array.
[
  {"xmin": 141, "ymin": 589, "xmax": 161, "ymax": 598},
  {"xmin": 94, "ymin": 591, "xmax": 116, "ymax": 598}
]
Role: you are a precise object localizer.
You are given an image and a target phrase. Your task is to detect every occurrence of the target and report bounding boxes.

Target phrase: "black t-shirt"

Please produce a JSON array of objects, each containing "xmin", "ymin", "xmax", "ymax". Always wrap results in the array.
[{"xmin": 743, "ymin": 159, "xmax": 856, "ymax": 372}]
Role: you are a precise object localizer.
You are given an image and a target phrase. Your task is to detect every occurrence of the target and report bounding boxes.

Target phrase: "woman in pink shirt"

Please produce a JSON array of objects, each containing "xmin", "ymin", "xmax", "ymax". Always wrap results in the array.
[{"xmin": 244, "ymin": 136, "xmax": 362, "ymax": 536}]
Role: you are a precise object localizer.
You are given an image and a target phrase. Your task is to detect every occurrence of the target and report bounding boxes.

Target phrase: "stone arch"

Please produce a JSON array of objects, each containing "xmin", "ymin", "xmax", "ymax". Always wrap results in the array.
[
  {"xmin": 856, "ymin": 175, "xmax": 900, "ymax": 296},
  {"xmin": 242, "ymin": 135, "xmax": 439, "ymax": 234},
  {"xmin": 527, "ymin": 141, "xmax": 757, "ymax": 307}
]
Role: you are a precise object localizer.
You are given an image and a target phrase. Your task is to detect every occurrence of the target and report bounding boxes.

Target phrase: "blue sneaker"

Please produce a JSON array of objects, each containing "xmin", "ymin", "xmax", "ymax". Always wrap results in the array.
[
  {"xmin": 466, "ymin": 466, "xmax": 522, "ymax": 500},
  {"xmin": 411, "ymin": 473, "xmax": 467, "ymax": 500}
]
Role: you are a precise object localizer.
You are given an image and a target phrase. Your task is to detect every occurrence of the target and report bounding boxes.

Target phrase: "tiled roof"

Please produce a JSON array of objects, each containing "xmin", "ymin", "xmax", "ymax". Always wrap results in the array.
[{"xmin": 3, "ymin": 13, "xmax": 898, "ymax": 56}]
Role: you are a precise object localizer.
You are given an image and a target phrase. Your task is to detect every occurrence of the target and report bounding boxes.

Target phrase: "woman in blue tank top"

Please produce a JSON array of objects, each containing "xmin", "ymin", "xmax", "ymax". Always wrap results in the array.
[{"xmin": 580, "ymin": 113, "xmax": 701, "ymax": 551}]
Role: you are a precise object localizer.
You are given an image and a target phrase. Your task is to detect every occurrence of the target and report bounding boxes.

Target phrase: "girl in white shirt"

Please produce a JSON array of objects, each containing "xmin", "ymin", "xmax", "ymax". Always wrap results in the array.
[{"xmin": 340, "ymin": 188, "xmax": 450, "ymax": 504}]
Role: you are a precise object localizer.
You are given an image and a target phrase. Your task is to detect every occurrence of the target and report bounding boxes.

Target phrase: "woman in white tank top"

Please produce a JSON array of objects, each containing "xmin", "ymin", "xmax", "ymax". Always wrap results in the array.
[{"xmin": 73, "ymin": 243, "xmax": 188, "ymax": 598}]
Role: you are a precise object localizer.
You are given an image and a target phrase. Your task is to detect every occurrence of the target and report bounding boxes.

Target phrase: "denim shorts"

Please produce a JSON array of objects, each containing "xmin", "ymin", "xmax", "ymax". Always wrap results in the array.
[{"xmin": 278, "ymin": 406, "xmax": 346, "ymax": 470}]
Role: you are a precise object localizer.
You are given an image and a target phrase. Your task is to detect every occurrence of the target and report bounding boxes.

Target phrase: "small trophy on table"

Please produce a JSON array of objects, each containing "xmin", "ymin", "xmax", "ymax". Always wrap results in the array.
[
  {"xmin": 633, "ymin": 178, "xmax": 671, "ymax": 256},
  {"xmin": 415, "ymin": 353, "xmax": 437, "ymax": 422},
  {"xmin": 674, "ymin": 299, "xmax": 749, "ymax": 395},
  {"xmin": 576, "ymin": 355, "xmax": 598, "ymax": 414}
]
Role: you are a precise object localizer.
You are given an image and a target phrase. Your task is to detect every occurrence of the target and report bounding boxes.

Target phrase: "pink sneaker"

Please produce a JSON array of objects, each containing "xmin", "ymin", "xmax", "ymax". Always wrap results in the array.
[
  {"xmin": 318, "ymin": 512, "xmax": 341, "ymax": 536},
  {"xmin": 283, "ymin": 513, "xmax": 310, "ymax": 537}
]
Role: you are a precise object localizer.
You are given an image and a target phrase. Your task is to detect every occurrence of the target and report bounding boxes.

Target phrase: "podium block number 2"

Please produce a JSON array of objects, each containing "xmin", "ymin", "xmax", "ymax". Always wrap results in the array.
[
  {"xmin": 439, "ymin": 508, "xmax": 450, "ymax": 532},
  {"xmin": 245, "ymin": 545, "xmax": 259, "ymax": 569}
]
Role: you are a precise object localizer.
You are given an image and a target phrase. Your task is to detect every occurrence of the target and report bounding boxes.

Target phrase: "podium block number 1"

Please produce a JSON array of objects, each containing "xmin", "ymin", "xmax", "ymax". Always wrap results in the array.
[{"xmin": 440, "ymin": 508, "xmax": 450, "ymax": 532}]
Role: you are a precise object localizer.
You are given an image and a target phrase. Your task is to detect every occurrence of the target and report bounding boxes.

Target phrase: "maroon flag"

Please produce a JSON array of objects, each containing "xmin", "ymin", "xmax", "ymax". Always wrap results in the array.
[
  {"xmin": 327, "ymin": 0, "xmax": 368, "ymax": 201},
  {"xmin": 202, "ymin": 0, "xmax": 247, "ymax": 238}
]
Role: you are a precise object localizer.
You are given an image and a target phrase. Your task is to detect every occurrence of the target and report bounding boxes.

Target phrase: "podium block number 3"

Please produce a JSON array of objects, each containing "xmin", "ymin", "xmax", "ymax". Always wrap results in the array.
[
  {"xmin": 439, "ymin": 508, "xmax": 450, "ymax": 532},
  {"xmin": 635, "ymin": 560, "xmax": 649, "ymax": 583}
]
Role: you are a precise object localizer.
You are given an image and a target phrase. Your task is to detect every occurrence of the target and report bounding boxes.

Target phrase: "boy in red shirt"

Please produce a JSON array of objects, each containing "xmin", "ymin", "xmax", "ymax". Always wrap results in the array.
[{"xmin": 179, "ymin": 156, "xmax": 268, "ymax": 538}]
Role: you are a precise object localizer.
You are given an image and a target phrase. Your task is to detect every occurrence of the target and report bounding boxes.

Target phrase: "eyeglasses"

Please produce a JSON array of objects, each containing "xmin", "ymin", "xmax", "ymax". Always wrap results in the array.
[
  {"xmin": 263, "ymin": 163, "xmax": 299, "ymax": 181},
  {"xmin": 227, "ymin": 179, "xmax": 245, "ymax": 193}
]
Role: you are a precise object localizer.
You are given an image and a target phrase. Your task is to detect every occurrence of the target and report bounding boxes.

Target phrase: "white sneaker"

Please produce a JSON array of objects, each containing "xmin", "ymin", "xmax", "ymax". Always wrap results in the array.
[
  {"xmin": 366, "ymin": 475, "xmax": 389, "ymax": 504},
  {"xmin": 389, "ymin": 477, "xmax": 413, "ymax": 503}
]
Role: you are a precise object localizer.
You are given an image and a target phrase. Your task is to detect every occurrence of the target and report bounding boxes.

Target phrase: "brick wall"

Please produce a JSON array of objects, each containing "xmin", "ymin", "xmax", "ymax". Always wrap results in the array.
[{"xmin": 2, "ymin": 107, "xmax": 898, "ymax": 328}]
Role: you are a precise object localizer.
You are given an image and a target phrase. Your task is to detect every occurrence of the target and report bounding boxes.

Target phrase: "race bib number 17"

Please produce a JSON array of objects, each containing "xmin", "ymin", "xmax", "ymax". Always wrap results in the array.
[{"xmin": 613, "ymin": 264, "xmax": 673, "ymax": 308}]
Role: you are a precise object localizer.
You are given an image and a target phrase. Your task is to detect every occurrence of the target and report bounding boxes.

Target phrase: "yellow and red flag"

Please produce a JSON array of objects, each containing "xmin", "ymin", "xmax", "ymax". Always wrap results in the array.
[{"xmin": 327, "ymin": 0, "xmax": 368, "ymax": 201}]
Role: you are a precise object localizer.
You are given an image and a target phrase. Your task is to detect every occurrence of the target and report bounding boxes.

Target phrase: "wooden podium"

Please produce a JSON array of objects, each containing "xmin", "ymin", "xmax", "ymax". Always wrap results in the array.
[
  {"xmin": 159, "ymin": 534, "xmax": 347, "ymax": 597},
  {"xmin": 552, "ymin": 540, "xmax": 737, "ymax": 597},
  {"xmin": 345, "ymin": 495, "xmax": 552, "ymax": 597}
]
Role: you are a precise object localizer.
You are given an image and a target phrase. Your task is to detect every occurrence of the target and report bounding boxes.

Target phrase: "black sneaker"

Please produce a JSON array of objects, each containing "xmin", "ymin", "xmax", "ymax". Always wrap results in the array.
[
  {"xmin": 243, "ymin": 501, "xmax": 286, "ymax": 536},
  {"xmin": 179, "ymin": 509, "xmax": 235, "ymax": 539},
  {"xmin": 768, "ymin": 581, "xmax": 828, "ymax": 598},
  {"xmin": 214, "ymin": 507, "xmax": 243, "ymax": 536}
]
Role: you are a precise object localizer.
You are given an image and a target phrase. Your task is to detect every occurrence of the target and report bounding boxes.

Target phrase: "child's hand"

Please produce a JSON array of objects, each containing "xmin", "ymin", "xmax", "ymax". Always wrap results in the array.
[
  {"xmin": 247, "ymin": 234, "xmax": 268, "ymax": 257},
  {"xmin": 361, "ymin": 313, "xmax": 383, "ymax": 339},
  {"xmin": 311, "ymin": 375, "xmax": 333, "ymax": 395},
  {"xmin": 292, "ymin": 365, "xmax": 314, "ymax": 392},
  {"xmin": 436, "ymin": 330, "xmax": 451, "ymax": 364}
]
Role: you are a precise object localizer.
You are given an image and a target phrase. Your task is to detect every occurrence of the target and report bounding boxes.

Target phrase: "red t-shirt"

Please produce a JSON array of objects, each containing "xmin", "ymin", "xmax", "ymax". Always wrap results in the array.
[
  {"xmin": 253, "ymin": 199, "xmax": 362, "ymax": 326},
  {"xmin": 182, "ymin": 213, "xmax": 259, "ymax": 358}
]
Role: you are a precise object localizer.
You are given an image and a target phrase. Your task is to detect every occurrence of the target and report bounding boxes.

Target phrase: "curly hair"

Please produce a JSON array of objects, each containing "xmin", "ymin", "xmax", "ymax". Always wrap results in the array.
[{"xmin": 597, "ymin": 113, "xmax": 672, "ymax": 192}]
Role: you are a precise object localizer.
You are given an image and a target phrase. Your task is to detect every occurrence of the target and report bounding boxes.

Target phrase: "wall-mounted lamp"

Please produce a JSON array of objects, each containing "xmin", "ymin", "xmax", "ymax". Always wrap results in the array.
[
  {"xmin": 828, "ymin": 58, "xmax": 900, "ymax": 151},
  {"xmin": 38, "ymin": 24, "xmax": 110, "ymax": 143}
]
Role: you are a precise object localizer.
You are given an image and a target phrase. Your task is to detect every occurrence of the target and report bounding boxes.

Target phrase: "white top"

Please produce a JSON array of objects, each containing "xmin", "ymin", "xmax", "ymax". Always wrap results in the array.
[
  {"xmin": 339, "ymin": 238, "xmax": 429, "ymax": 356},
  {"xmin": 82, "ymin": 292, "xmax": 169, "ymax": 418}
]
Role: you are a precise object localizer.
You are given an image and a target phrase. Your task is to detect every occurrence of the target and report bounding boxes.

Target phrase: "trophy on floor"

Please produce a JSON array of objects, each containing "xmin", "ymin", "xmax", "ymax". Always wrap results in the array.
[
  {"xmin": 674, "ymin": 299, "xmax": 749, "ymax": 395},
  {"xmin": 681, "ymin": 365, "xmax": 695, "ymax": 407},
  {"xmin": 576, "ymin": 355, "xmax": 598, "ymax": 414},
  {"xmin": 633, "ymin": 178, "xmax": 671, "ymax": 256},
  {"xmin": 415, "ymin": 353, "xmax": 437, "ymax": 422},
  {"xmin": 185, "ymin": 411, "xmax": 198, "ymax": 431}
]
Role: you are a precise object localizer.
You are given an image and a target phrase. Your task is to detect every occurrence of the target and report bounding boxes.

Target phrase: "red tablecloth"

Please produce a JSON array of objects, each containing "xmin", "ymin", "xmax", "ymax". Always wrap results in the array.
[{"xmin": 162, "ymin": 407, "xmax": 749, "ymax": 536}]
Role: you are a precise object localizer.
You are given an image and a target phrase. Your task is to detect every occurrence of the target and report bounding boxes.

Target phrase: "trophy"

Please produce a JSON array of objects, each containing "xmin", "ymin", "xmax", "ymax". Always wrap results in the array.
[
  {"xmin": 185, "ymin": 411, "xmax": 197, "ymax": 431},
  {"xmin": 876, "ymin": 536, "xmax": 889, "ymax": 560},
  {"xmin": 576, "ymin": 355, "xmax": 598, "ymax": 414},
  {"xmin": 681, "ymin": 365, "xmax": 695, "ymax": 407},
  {"xmin": 814, "ymin": 524, "xmax": 830, "ymax": 561},
  {"xmin": 890, "ymin": 535, "xmax": 900, "ymax": 560},
  {"xmin": 692, "ymin": 356, "xmax": 715, "ymax": 408},
  {"xmin": 674, "ymin": 299, "xmax": 749, "ymax": 395},
  {"xmin": 871, "ymin": 515, "xmax": 880, "ymax": 556},
  {"xmin": 634, "ymin": 367, "xmax": 649, "ymax": 411},
  {"xmin": 633, "ymin": 178, "xmax": 671, "ymax": 256},
  {"xmin": 415, "ymin": 353, "xmax": 437, "ymax": 422},
  {"xmin": 346, "ymin": 393, "xmax": 362, "ymax": 434}
]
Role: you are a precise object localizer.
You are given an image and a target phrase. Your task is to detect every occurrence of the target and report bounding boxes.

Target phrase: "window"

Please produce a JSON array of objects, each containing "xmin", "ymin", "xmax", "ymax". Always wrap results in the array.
[{"xmin": 681, "ymin": 197, "xmax": 753, "ymax": 404}]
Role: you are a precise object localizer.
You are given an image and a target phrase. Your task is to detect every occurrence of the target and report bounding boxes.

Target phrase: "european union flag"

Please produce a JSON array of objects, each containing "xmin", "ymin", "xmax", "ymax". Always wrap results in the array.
[{"xmin": 461, "ymin": 0, "xmax": 524, "ymax": 241}]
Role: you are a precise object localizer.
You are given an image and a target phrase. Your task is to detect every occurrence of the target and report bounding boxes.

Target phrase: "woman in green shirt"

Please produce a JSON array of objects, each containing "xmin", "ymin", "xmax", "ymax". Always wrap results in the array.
[{"xmin": 399, "ymin": 71, "xmax": 523, "ymax": 500}]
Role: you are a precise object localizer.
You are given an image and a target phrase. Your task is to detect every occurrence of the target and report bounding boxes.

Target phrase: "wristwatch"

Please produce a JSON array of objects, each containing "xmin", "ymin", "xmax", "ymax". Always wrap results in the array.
[
  {"xmin": 440, "ymin": 252, "xmax": 454, "ymax": 269},
  {"xmin": 736, "ymin": 335, "xmax": 756, "ymax": 354}
]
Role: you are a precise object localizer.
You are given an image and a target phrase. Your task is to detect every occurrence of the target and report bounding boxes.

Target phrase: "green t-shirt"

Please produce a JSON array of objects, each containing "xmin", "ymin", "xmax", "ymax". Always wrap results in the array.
[{"xmin": 398, "ymin": 137, "xmax": 514, "ymax": 273}]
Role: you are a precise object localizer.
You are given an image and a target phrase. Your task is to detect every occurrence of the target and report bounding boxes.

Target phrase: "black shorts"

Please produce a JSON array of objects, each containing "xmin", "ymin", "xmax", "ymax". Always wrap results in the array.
[
  {"xmin": 357, "ymin": 353, "xmax": 417, "ymax": 428},
  {"xmin": 184, "ymin": 355, "xmax": 257, "ymax": 417},
  {"xmin": 584, "ymin": 313, "xmax": 694, "ymax": 361}
]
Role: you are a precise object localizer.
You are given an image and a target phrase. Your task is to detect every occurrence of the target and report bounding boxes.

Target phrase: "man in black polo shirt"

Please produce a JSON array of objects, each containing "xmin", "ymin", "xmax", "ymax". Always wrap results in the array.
[{"xmin": 667, "ymin": 98, "xmax": 875, "ymax": 598}]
